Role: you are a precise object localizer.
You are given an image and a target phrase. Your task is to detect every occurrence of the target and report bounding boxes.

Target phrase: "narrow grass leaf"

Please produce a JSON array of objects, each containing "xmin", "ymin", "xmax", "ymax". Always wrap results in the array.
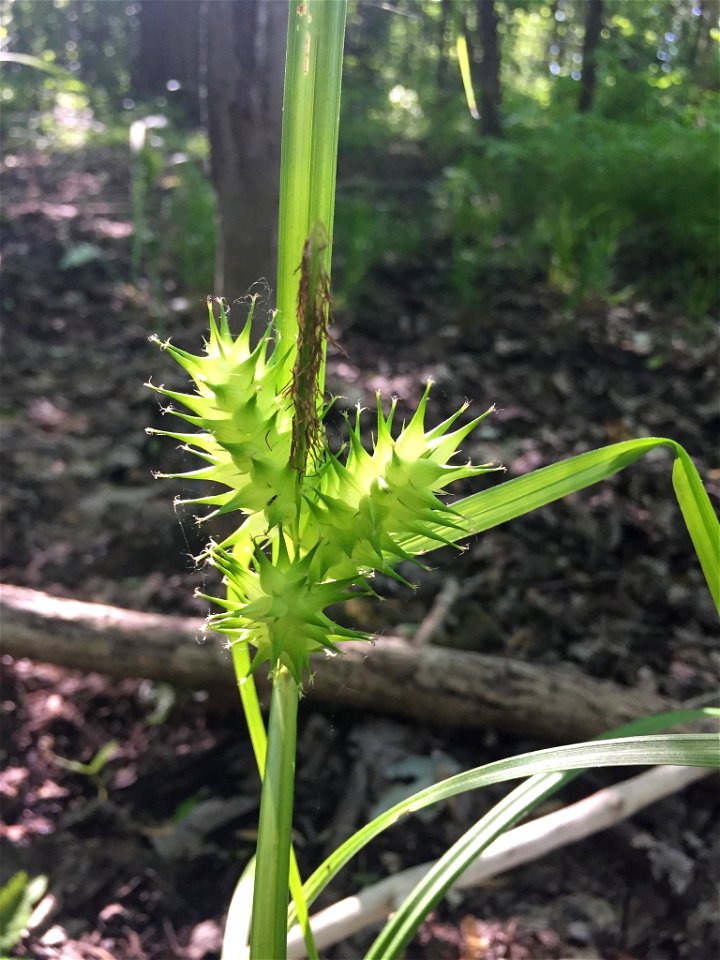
[
  {"xmin": 367, "ymin": 711, "xmax": 719, "ymax": 959},
  {"xmin": 294, "ymin": 719, "xmax": 718, "ymax": 921},
  {"xmin": 276, "ymin": 0, "xmax": 346, "ymax": 391},
  {"xmin": 221, "ymin": 856, "xmax": 255, "ymax": 960},
  {"xmin": 398, "ymin": 438, "xmax": 719, "ymax": 610},
  {"xmin": 672, "ymin": 446, "xmax": 720, "ymax": 606},
  {"xmin": 0, "ymin": 871, "xmax": 48, "ymax": 953}
]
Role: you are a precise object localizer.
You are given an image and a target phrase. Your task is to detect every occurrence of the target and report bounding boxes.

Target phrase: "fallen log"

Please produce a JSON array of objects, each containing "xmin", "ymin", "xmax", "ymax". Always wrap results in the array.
[{"xmin": 0, "ymin": 584, "xmax": 675, "ymax": 741}]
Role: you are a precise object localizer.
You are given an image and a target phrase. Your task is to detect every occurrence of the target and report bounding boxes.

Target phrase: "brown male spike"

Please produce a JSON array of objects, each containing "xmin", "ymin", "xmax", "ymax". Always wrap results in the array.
[{"xmin": 289, "ymin": 222, "xmax": 331, "ymax": 476}]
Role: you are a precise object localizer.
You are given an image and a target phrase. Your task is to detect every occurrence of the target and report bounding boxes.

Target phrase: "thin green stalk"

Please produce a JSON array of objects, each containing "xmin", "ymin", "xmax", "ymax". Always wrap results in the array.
[
  {"xmin": 249, "ymin": 665, "xmax": 299, "ymax": 960},
  {"xmin": 276, "ymin": 0, "xmax": 347, "ymax": 389},
  {"xmin": 225, "ymin": 645, "xmax": 317, "ymax": 960},
  {"xmin": 231, "ymin": 644, "xmax": 267, "ymax": 770}
]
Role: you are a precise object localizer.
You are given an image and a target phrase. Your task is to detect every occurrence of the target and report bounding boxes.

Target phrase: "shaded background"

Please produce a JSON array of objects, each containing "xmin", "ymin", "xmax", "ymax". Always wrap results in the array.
[{"xmin": 1, "ymin": 1, "xmax": 719, "ymax": 958}]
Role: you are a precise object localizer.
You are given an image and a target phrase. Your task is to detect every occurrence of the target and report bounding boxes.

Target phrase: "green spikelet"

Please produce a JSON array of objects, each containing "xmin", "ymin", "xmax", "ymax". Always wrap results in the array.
[
  {"xmin": 147, "ymin": 298, "xmax": 296, "ymax": 525},
  {"xmin": 203, "ymin": 537, "xmax": 371, "ymax": 685},
  {"xmin": 298, "ymin": 385, "xmax": 500, "ymax": 581}
]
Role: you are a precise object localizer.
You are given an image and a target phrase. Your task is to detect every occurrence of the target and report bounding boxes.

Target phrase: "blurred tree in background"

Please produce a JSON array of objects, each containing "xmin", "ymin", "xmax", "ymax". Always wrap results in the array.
[
  {"xmin": 472, "ymin": 0, "xmax": 503, "ymax": 135},
  {"xmin": 134, "ymin": 0, "xmax": 201, "ymax": 124},
  {"xmin": 578, "ymin": 0, "xmax": 603, "ymax": 111},
  {"xmin": 205, "ymin": 0, "xmax": 287, "ymax": 305},
  {"xmin": 1, "ymin": 0, "xmax": 717, "ymax": 314}
]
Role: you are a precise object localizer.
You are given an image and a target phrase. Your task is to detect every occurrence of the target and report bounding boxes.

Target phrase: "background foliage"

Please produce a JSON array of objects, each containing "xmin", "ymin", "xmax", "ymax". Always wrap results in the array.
[{"xmin": 2, "ymin": 0, "xmax": 718, "ymax": 314}]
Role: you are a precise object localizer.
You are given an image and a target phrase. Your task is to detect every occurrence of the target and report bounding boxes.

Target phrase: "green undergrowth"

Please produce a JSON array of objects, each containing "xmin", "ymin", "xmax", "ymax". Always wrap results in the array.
[{"xmin": 334, "ymin": 114, "xmax": 718, "ymax": 316}]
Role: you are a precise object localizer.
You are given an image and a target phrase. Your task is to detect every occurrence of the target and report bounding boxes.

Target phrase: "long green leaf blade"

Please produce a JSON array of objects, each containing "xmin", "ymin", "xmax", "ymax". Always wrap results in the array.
[
  {"xmin": 398, "ymin": 438, "xmax": 719, "ymax": 610},
  {"xmin": 456, "ymin": 35, "xmax": 480, "ymax": 120},
  {"xmin": 367, "ymin": 710, "xmax": 719, "ymax": 959},
  {"xmin": 672, "ymin": 447, "xmax": 720, "ymax": 604},
  {"xmin": 296, "ymin": 723, "xmax": 718, "ymax": 919}
]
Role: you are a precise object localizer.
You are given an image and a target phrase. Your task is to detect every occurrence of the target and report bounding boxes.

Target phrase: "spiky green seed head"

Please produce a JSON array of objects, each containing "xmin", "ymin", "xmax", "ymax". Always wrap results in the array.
[
  {"xmin": 203, "ymin": 539, "xmax": 371, "ymax": 684},
  {"xmin": 150, "ymin": 306, "xmax": 501, "ymax": 681},
  {"xmin": 298, "ymin": 385, "xmax": 498, "ymax": 581},
  {"xmin": 148, "ymin": 299, "xmax": 297, "ymax": 526}
]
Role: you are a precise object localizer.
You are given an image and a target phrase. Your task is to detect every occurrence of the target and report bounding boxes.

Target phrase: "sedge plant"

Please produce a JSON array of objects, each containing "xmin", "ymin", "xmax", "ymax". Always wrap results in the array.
[{"xmin": 148, "ymin": 3, "xmax": 720, "ymax": 958}]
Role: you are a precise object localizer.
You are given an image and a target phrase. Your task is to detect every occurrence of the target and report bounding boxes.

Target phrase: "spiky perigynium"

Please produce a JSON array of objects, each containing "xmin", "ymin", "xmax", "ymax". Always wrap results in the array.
[{"xmin": 149, "ymin": 300, "xmax": 500, "ymax": 681}]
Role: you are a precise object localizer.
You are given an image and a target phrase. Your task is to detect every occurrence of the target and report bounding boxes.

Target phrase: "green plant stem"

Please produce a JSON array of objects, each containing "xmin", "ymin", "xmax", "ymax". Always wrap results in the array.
[
  {"xmin": 225, "ymin": 645, "xmax": 316, "ymax": 960},
  {"xmin": 249, "ymin": 664, "xmax": 299, "ymax": 960},
  {"xmin": 231, "ymin": 644, "xmax": 267, "ymax": 770},
  {"xmin": 276, "ymin": 0, "xmax": 347, "ymax": 389}
]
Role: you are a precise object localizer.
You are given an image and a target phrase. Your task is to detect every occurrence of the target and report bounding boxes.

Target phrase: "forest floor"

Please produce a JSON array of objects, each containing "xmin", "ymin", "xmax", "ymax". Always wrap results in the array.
[{"xmin": 1, "ymin": 147, "xmax": 719, "ymax": 960}]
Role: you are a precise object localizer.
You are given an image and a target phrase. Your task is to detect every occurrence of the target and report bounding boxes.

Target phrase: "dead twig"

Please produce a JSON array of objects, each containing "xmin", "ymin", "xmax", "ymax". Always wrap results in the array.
[{"xmin": 411, "ymin": 576, "xmax": 460, "ymax": 646}]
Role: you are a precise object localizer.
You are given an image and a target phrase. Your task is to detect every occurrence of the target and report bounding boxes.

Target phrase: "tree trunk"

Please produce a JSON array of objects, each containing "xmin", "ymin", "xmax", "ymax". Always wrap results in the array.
[
  {"xmin": 476, "ymin": 0, "xmax": 502, "ymax": 136},
  {"xmin": 0, "ymin": 584, "xmax": 678, "ymax": 743},
  {"xmin": 135, "ymin": 0, "xmax": 202, "ymax": 124},
  {"xmin": 436, "ymin": 0, "xmax": 453, "ymax": 89},
  {"xmin": 578, "ymin": 0, "xmax": 603, "ymax": 113},
  {"xmin": 204, "ymin": 0, "xmax": 288, "ymax": 308}
]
